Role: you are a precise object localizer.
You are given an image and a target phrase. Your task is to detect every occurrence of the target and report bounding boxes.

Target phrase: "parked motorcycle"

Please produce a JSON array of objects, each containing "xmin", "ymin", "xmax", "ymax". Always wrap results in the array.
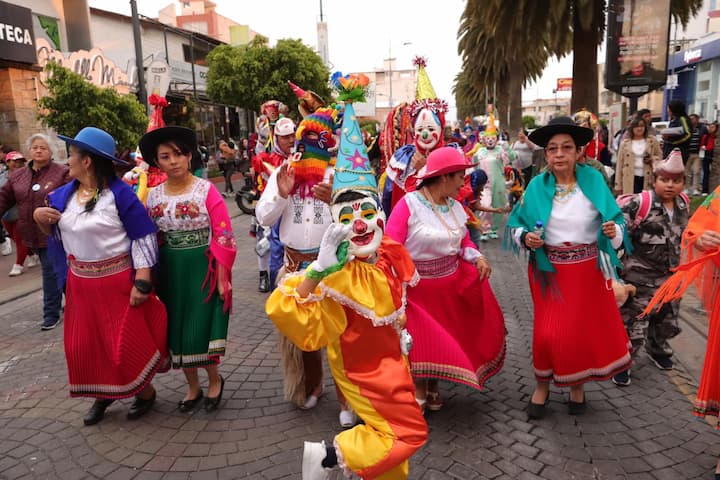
[{"xmin": 235, "ymin": 174, "xmax": 258, "ymax": 216}]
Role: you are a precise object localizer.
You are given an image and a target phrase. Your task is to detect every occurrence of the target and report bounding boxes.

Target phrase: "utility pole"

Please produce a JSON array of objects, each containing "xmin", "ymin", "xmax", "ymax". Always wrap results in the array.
[{"xmin": 130, "ymin": 0, "xmax": 147, "ymax": 113}]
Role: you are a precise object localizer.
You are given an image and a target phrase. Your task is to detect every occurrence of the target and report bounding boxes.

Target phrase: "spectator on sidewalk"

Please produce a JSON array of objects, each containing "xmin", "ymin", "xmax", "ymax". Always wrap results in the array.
[
  {"xmin": 1, "ymin": 152, "xmax": 39, "ymax": 276},
  {"xmin": 661, "ymin": 100, "xmax": 691, "ymax": 163},
  {"xmin": 642, "ymin": 175, "xmax": 720, "ymax": 480},
  {"xmin": 217, "ymin": 140, "xmax": 236, "ymax": 196},
  {"xmin": 612, "ymin": 149, "xmax": 689, "ymax": 387},
  {"xmin": 0, "ymin": 133, "xmax": 69, "ymax": 330},
  {"xmin": 34, "ymin": 127, "xmax": 167, "ymax": 426},
  {"xmin": 614, "ymin": 117, "xmax": 662, "ymax": 195},
  {"xmin": 700, "ymin": 122, "xmax": 717, "ymax": 194},
  {"xmin": 686, "ymin": 114, "xmax": 705, "ymax": 195}
]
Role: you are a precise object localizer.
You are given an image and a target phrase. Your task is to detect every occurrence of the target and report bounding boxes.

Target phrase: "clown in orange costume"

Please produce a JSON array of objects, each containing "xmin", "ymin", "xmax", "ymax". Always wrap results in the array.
[{"xmin": 266, "ymin": 73, "xmax": 427, "ymax": 480}]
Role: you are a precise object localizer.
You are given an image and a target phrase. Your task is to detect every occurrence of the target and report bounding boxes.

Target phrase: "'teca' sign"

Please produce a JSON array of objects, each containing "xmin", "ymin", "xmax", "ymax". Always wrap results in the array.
[{"xmin": 0, "ymin": 0, "xmax": 37, "ymax": 64}]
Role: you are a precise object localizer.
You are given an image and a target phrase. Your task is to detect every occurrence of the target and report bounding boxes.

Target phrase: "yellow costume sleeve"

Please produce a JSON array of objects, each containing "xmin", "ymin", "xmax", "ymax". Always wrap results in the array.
[{"xmin": 266, "ymin": 273, "xmax": 348, "ymax": 351}]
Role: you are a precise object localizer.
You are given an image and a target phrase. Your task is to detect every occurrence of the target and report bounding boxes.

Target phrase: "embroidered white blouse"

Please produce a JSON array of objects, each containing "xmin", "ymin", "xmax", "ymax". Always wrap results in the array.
[
  {"xmin": 147, "ymin": 177, "xmax": 211, "ymax": 235},
  {"xmin": 58, "ymin": 189, "xmax": 157, "ymax": 267},
  {"xmin": 391, "ymin": 191, "xmax": 482, "ymax": 263},
  {"xmin": 255, "ymin": 166, "xmax": 333, "ymax": 250}
]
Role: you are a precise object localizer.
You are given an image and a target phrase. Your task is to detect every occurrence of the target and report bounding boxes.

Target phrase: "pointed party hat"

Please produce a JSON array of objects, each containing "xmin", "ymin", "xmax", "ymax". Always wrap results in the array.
[
  {"xmin": 655, "ymin": 148, "xmax": 685, "ymax": 177},
  {"xmin": 410, "ymin": 57, "xmax": 448, "ymax": 119},
  {"xmin": 414, "ymin": 56, "xmax": 437, "ymax": 100},
  {"xmin": 288, "ymin": 80, "xmax": 326, "ymax": 117},
  {"xmin": 482, "ymin": 111, "xmax": 498, "ymax": 137},
  {"xmin": 330, "ymin": 72, "xmax": 377, "ymax": 201}
]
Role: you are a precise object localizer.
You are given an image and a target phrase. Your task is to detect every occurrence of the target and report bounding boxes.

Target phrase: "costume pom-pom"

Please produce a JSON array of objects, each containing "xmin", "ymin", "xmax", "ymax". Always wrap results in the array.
[{"xmin": 413, "ymin": 56, "xmax": 427, "ymax": 68}]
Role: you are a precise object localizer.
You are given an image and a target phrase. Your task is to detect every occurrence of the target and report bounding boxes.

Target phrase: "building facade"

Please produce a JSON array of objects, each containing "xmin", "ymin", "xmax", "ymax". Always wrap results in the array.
[{"xmin": 521, "ymin": 97, "xmax": 571, "ymax": 126}]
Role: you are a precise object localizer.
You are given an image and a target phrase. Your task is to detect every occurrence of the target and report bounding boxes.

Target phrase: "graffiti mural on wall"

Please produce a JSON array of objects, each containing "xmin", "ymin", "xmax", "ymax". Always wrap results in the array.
[{"xmin": 35, "ymin": 38, "xmax": 133, "ymax": 94}]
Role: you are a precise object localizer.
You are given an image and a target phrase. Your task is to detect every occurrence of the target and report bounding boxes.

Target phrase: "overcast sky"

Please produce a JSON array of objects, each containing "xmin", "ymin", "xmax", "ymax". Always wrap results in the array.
[{"xmin": 87, "ymin": 1, "xmax": 706, "ymax": 121}]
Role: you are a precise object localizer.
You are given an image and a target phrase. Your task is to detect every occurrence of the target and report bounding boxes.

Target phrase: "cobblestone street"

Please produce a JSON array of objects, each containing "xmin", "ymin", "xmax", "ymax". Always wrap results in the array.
[{"xmin": 1, "ymin": 212, "xmax": 719, "ymax": 479}]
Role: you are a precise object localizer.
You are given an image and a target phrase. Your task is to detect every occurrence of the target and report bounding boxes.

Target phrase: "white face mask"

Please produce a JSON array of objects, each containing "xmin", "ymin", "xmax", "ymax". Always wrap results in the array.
[
  {"xmin": 483, "ymin": 135, "xmax": 497, "ymax": 149},
  {"xmin": 331, "ymin": 196, "xmax": 385, "ymax": 258},
  {"xmin": 414, "ymin": 109, "xmax": 441, "ymax": 152}
]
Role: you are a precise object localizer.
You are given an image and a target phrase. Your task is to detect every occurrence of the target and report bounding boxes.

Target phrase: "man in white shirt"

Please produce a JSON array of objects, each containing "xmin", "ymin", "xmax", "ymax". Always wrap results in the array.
[{"xmin": 256, "ymin": 107, "xmax": 337, "ymax": 412}]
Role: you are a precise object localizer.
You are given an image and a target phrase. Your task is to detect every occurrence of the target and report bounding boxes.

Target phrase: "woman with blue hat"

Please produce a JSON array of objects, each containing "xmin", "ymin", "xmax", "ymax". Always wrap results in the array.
[{"xmin": 33, "ymin": 126, "xmax": 168, "ymax": 426}]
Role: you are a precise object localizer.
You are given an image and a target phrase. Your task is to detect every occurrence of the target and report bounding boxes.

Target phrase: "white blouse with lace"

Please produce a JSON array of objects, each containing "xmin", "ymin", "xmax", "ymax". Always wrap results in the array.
[
  {"xmin": 403, "ymin": 191, "xmax": 482, "ymax": 262},
  {"xmin": 58, "ymin": 189, "xmax": 157, "ymax": 268}
]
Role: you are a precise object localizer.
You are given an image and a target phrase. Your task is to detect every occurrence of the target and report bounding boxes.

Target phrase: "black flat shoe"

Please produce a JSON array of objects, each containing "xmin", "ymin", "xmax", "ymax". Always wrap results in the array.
[
  {"xmin": 127, "ymin": 391, "xmax": 156, "ymax": 420},
  {"xmin": 259, "ymin": 271, "xmax": 270, "ymax": 293},
  {"xmin": 83, "ymin": 399, "xmax": 114, "ymax": 426},
  {"xmin": 178, "ymin": 391, "xmax": 204, "ymax": 412},
  {"xmin": 527, "ymin": 399, "xmax": 547, "ymax": 420},
  {"xmin": 205, "ymin": 376, "xmax": 225, "ymax": 413},
  {"xmin": 568, "ymin": 398, "xmax": 586, "ymax": 415}
]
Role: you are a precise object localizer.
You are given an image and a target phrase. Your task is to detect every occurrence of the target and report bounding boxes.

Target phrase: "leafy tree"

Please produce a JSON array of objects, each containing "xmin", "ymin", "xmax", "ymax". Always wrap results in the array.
[
  {"xmin": 206, "ymin": 37, "xmax": 332, "ymax": 120},
  {"xmin": 37, "ymin": 62, "xmax": 147, "ymax": 152},
  {"xmin": 522, "ymin": 115, "xmax": 537, "ymax": 130}
]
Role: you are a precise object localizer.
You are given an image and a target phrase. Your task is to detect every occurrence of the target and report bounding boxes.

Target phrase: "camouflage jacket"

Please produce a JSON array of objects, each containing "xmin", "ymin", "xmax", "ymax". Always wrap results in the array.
[{"xmin": 620, "ymin": 190, "xmax": 689, "ymax": 287}]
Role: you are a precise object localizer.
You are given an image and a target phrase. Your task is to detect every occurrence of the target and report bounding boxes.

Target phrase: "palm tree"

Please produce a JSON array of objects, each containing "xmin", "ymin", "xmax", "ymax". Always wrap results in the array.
[
  {"xmin": 457, "ymin": 0, "xmax": 570, "ymax": 131},
  {"xmin": 457, "ymin": 0, "xmax": 703, "ymax": 121}
]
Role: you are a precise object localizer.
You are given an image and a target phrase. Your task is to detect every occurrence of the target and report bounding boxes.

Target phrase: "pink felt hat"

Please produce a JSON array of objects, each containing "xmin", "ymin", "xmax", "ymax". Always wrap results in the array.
[
  {"xmin": 655, "ymin": 148, "xmax": 685, "ymax": 177},
  {"xmin": 416, "ymin": 146, "xmax": 469, "ymax": 181}
]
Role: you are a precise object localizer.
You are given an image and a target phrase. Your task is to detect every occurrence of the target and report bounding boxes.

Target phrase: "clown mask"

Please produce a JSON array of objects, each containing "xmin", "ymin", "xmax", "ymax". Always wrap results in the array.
[
  {"xmin": 414, "ymin": 109, "xmax": 441, "ymax": 153},
  {"xmin": 331, "ymin": 195, "xmax": 385, "ymax": 259},
  {"xmin": 483, "ymin": 134, "xmax": 498, "ymax": 149}
]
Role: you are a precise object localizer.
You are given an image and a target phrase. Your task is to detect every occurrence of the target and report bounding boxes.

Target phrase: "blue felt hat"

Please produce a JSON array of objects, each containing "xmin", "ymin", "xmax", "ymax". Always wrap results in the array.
[
  {"xmin": 331, "ymin": 101, "xmax": 377, "ymax": 202},
  {"xmin": 58, "ymin": 127, "xmax": 127, "ymax": 165}
]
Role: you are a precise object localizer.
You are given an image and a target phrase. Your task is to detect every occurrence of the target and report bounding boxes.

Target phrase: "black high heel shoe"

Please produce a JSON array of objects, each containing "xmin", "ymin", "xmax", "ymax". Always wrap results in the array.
[
  {"xmin": 527, "ymin": 399, "xmax": 548, "ymax": 420},
  {"xmin": 568, "ymin": 394, "xmax": 586, "ymax": 415},
  {"xmin": 179, "ymin": 391, "xmax": 204, "ymax": 412},
  {"xmin": 205, "ymin": 376, "xmax": 225, "ymax": 412}
]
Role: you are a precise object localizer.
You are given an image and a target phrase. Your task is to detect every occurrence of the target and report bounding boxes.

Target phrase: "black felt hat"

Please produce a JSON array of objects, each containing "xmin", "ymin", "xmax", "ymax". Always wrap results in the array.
[
  {"xmin": 529, "ymin": 116, "xmax": 594, "ymax": 148},
  {"xmin": 139, "ymin": 127, "xmax": 197, "ymax": 166}
]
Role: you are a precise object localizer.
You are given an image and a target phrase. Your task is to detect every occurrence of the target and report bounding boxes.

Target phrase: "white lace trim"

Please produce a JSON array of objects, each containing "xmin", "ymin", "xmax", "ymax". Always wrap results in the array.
[{"xmin": 278, "ymin": 269, "xmax": 416, "ymax": 328}]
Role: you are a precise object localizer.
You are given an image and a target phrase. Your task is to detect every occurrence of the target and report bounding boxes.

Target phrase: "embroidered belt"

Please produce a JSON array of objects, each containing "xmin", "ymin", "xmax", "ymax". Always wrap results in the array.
[
  {"xmin": 545, "ymin": 243, "xmax": 598, "ymax": 264},
  {"xmin": 414, "ymin": 255, "xmax": 459, "ymax": 278},
  {"xmin": 163, "ymin": 228, "xmax": 210, "ymax": 249},
  {"xmin": 69, "ymin": 253, "xmax": 131, "ymax": 278},
  {"xmin": 285, "ymin": 247, "xmax": 319, "ymax": 273}
]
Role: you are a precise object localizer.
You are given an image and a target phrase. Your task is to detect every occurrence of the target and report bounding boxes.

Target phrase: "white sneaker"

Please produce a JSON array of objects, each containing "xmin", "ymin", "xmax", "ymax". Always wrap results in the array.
[
  {"xmin": 8, "ymin": 264, "xmax": 23, "ymax": 277},
  {"xmin": 24, "ymin": 255, "xmax": 39, "ymax": 268},
  {"xmin": 0, "ymin": 239, "xmax": 11, "ymax": 256},
  {"xmin": 339, "ymin": 408, "xmax": 358, "ymax": 428},
  {"xmin": 302, "ymin": 441, "xmax": 331, "ymax": 480}
]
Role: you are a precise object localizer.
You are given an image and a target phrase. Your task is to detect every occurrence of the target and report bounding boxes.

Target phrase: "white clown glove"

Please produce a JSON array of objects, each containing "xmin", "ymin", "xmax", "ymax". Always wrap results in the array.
[{"xmin": 307, "ymin": 223, "xmax": 352, "ymax": 280}]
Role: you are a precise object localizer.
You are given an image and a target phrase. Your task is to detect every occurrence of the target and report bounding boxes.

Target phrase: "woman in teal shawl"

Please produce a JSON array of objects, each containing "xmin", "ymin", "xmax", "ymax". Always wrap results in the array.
[{"xmin": 506, "ymin": 117, "xmax": 632, "ymax": 420}]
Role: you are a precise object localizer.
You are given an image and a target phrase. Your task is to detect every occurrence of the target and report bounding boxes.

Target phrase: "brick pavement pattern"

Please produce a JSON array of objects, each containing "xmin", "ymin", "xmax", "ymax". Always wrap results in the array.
[{"xmin": 1, "ymin": 214, "xmax": 718, "ymax": 479}]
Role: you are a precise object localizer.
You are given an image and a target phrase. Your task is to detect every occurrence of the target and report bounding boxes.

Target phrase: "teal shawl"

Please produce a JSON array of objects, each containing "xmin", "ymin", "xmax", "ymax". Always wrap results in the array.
[{"xmin": 505, "ymin": 163, "xmax": 630, "ymax": 277}]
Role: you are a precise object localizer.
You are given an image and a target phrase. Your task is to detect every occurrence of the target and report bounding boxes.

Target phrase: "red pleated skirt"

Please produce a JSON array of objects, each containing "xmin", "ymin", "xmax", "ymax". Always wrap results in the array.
[
  {"xmin": 529, "ymin": 244, "xmax": 631, "ymax": 387},
  {"xmin": 693, "ymin": 299, "xmax": 720, "ymax": 425},
  {"xmin": 64, "ymin": 255, "xmax": 169, "ymax": 399},
  {"xmin": 405, "ymin": 257, "xmax": 506, "ymax": 390}
]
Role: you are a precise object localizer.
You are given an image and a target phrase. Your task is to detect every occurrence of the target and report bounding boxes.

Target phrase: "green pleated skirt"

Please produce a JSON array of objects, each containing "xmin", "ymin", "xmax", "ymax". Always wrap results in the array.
[{"xmin": 158, "ymin": 228, "xmax": 228, "ymax": 368}]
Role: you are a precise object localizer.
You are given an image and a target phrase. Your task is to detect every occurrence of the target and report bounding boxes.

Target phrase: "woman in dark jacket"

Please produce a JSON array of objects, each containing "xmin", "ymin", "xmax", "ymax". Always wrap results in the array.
[{"xmin": 662, "ymin": 100, "xmax": 691, "ymax": 162}]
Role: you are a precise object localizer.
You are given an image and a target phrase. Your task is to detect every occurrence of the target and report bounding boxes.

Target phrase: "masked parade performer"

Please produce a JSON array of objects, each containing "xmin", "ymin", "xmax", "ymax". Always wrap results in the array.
[
  {"xmin": 256, "ymin": 106, "xmax": 339, "ymax": 413},
  {"xmin": 267, "ymin": 72, "xmax": 427, "ymax": 480},
  {"xmin": 469, "ymin": 111, "xmax": 517, "ymax": 241},
  {"xmin": 251, "ymin": 116, "xmax": 296, "ymax": 292},
  {"xmin": 382, "ymin": 57, "xmax": 447, "ymax": 215}
]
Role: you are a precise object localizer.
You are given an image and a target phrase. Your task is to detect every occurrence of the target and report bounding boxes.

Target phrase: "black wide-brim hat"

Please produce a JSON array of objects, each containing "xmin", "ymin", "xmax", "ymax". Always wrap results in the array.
[
  {"xmin": 528, "ymin": 116, "xmax": 594, "ymax": 148},
  {"xmin": 139, "ymin": 126, "xmax": 197, "ymax": 166}
]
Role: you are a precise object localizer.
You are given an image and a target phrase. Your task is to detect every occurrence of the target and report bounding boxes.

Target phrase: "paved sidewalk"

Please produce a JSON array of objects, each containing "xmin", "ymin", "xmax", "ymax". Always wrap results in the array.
[{"xmin": 1, "ymin": 215, "xmax": 719, "ymax": 479}]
